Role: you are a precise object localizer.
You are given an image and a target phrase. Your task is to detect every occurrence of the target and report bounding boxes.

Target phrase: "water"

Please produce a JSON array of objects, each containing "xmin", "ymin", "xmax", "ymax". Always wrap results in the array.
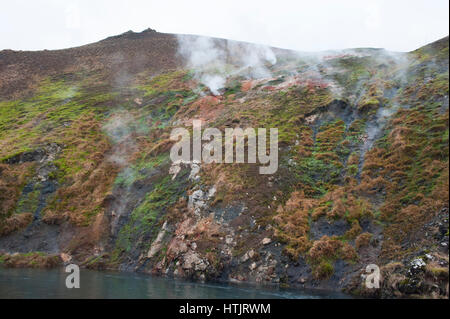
[{"xmin": 0, "ymin": 268, "xmax": 349, "ymax": 299}]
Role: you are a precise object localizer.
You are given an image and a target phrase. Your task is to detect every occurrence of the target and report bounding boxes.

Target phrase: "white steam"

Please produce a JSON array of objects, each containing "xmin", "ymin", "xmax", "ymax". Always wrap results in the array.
[
  {"xmin": 103, "ymin": 110, "xmax": 137, "ymax": 166},
  {"xmin": 177, "ymin": 35, "xmax": 277, "ymax": 95}
]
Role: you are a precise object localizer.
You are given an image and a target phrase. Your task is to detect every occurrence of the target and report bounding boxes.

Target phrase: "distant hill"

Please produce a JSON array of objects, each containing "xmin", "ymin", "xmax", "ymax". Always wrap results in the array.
[{"xmin": 0, "ymin": 30, "xmax": 448, "ymax": 299}]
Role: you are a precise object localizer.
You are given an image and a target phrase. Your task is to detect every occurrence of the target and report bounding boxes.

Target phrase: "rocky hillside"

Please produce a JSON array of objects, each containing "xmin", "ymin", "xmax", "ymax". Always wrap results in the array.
[{"xmin": 0, "ymin": 29, "xmax": 448, "ymax": 298}]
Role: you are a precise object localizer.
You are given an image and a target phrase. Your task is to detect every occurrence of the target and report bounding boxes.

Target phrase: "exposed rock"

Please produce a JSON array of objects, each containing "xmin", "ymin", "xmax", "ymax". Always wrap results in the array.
[
  {"xmin": 189, "ymin": 162, "xmax": 201, "ymax": 181},
  {"xmin": 188, "ymin": 189, "xmax": 206, "ymax": 214},
  {"xmin": 147, "ymin": 221, "xmax": 170, "ymax": 258},
  {"xmin": 310, "ymin": 217, "xmax": 350, "ymax": 240},
  {"xmin": 241, "ymin": 249, "xmax": 256, "ymax": 262},
  {"xmin": 169, "ymin": 163, "xmax": 181, "ymax": 180},
  {"xmin": 60, "ymin": 252, "xmax": 72, "ymax": 263},
  {"xmin": 167, "ymin": 237, "xmax": 188, "ymax": 257},
  {"xmin": 207, "ymin": 186, "xmax": 216, "ymax": 199},
  {"xmin": 182, "ymin": 251, "xmax": 208, "ymax": 271},
  {"xmin": 409, "ymin": 258, "xmax": 426, "ymax": 275}
]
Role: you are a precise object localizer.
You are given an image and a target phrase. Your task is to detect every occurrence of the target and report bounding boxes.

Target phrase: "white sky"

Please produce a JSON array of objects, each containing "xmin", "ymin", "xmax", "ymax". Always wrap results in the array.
[{"xmin": 1, "ymin": 0, "xmax": 448, "ymax": 52}]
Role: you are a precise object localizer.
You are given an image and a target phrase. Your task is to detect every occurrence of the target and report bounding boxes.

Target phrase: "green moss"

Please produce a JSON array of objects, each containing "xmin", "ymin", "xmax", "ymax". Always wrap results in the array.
[
  {"xmin": 0, "ymin": 76, "xmax": 115, "ymax": 163},
  {"xmin": 137, "ymin": 70, "xmax": 188, "ymax": 97},
  {"xmin": 15, "ymin": 188, "xmax": 40, "ymax": 214},
  {"xmin": 114, "ymin": 153, "xmax": 170, "ymax": 187},
  {"xmin": 314, "ymin": 260, "xmax": 334, "ymax": 279},
  {"xmin": 224, "ymin": 80, "xmax": 242, "ymax": 96},
  {"xmin": 114, "ymin": 165, "xmax": 189, "ymax": 257}
]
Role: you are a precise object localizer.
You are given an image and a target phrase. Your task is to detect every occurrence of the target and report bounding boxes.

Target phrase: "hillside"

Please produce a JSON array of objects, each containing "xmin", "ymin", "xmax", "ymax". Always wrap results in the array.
[{"xmin": 0, "ymin": 30, "xmax": 448, "ymax": 298}]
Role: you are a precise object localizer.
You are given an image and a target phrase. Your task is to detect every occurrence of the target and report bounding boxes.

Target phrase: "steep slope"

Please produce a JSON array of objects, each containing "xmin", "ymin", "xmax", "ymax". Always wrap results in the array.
[
  {"xmin": 0, "ymin": 28, "xmax": 178, "ymax": 99},
  {"xmin": 0, "ymin": 31, "xmax": 448, "ymax": 298}
]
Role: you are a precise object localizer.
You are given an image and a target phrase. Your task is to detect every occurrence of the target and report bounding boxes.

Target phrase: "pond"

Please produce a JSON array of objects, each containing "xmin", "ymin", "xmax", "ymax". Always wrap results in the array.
[{"xmin": 0, "ymin": 267, "xmax": 350, "ymax": 299}]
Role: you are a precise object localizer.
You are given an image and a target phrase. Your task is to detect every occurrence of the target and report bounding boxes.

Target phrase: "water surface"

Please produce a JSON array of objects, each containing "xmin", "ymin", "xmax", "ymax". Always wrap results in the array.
[{"xmin": 0, "ymin": 268, "xmax": 349, "ymax": 299}]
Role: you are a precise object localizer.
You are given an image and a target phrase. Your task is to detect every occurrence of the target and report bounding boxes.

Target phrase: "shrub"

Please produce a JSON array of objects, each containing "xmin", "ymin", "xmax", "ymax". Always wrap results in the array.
[{"xmin": 356, "ymin": 232, "xmax": 373, "ymax": 250}]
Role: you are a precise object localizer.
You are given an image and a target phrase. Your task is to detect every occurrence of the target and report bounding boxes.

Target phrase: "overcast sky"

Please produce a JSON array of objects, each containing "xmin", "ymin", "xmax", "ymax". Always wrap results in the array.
[{"xmin": 1, "ymin": 0, "xmax": 448, "ymax": 52}]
